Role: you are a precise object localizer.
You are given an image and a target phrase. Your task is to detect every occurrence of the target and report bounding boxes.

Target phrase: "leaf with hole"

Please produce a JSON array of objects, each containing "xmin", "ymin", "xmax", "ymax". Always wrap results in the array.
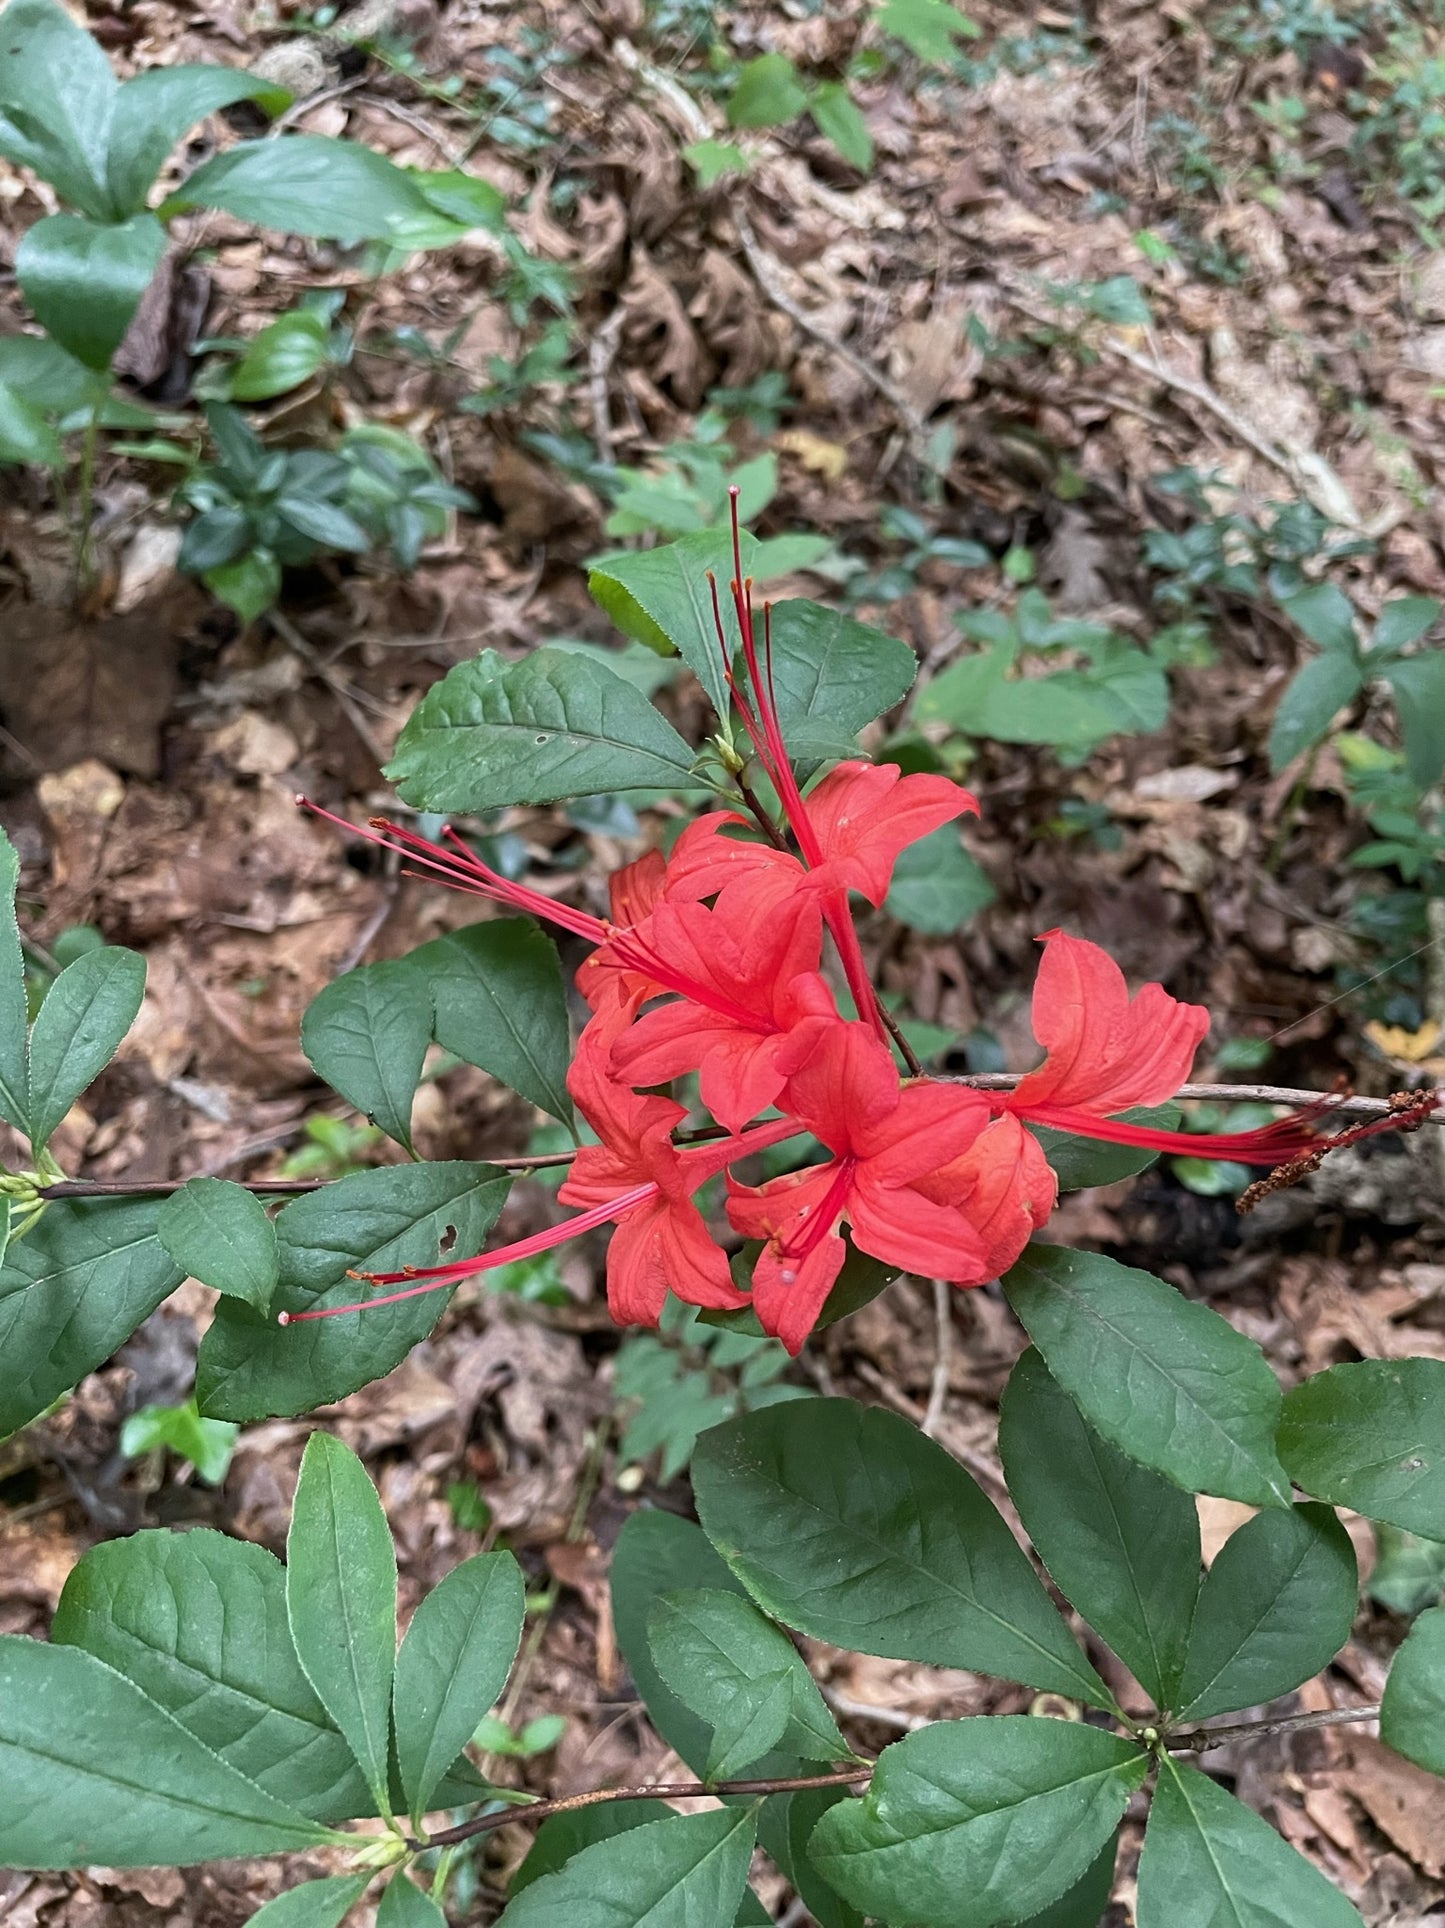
[{"xmin": 1278, "ymin": 1359, "xmax": 1445, "ymax": 1537}]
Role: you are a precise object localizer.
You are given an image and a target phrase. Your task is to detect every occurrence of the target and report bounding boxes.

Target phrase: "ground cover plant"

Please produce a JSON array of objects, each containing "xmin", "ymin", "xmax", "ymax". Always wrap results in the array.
[{"xmin": 3, "ymin": 0, "xmax": 1445, "ymax": 1921}]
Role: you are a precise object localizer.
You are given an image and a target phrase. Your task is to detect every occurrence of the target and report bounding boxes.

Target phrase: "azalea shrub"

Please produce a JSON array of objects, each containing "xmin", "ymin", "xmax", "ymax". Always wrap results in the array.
[{"xmin": 2, "ymin": 502, "xmax": 1445, "ymax": 1924}]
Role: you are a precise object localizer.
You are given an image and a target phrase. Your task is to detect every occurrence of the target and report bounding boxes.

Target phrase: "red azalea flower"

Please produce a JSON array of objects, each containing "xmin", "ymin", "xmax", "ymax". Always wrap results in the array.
[
  {"xmin": 727, "ymin": 1022, "xmax": 994, "ymax": 1354},
  {"xmin": 916, "ymin": 1112, "xmax": 1058, "ymax": 1279},
  {"xmin": 667, "ymin": 760, "xmax": 976, "ymax": 910}
]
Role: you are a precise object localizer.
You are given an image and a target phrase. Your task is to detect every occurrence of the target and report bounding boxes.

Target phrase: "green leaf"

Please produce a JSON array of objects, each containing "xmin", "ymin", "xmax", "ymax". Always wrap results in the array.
[
  {"xmin": 0, "ymin": 828, "xmax": 28, "ymax": 1133},
  {"xmin": 277, "ymin": 494, "xmax": 371, "ymax": 552},
  {"xmin": 878, "ymin": 0, "xmax": 981, "ymax": 62},
  {"xmin": 1369, "ymin": 1526, "xmax": 1445, "ymax": 1616},
  {"xmin": 1004, "ymin": 1246, "xmax": 1291, "ymax": 1508},
  {"xmin": 1029, "ymin": 1105, "xmax": 1180, "ymax": 1191},
  {"xmin": 1018, "ymin": 1832, "xmax": 1118, "ymax": 1928},
  {"xmin": 302, "ymin": 958, "xmax": 432, "ymax": 1153},
  {"xmin": 205, "ymin": 547, "xmax": 281, "ymax": 624},
  {"xmin": 195, "ymin": 1162, "xmax": 511, "ymax": 1421},
  {"xmin": 1268, "ymin": 653, "xmax": 1363, "ymax": 772},
  {"xmin": 16, "ymin": 212, "xmax": 167, "ymax": 369},
  {"xmin": 287, "ymin": 1432, "xmax": 398, "ymax": 1815},
  {"xmin": 105, "ymin": 66, "xmax": 291, "ymax": 216},
  {"xmin": 164, "ymin": 135, "xmax": 430, "ymax": 238},
  {"xmin": 158, "ymin": 1176, "xmax": 279, "ymax": 1310},
  {"xmin": 884, "ymin": 825, "xmax": 995, "ymax": 933},
  {"xmin": 0, "ymin": 1197, "xmax": 183, "ymax": 1437},
  {"xmin": 1383, "ymin": 649, "xmax": 1445, "ymax": 789},
  {"xmin": 683, "ymin": 139, "xmax": 749, "ymax": 187},
  {"xmin": 120, "ymin": 1398, "xmax": 238, "ymax": 1484},
  {"xmin": 760, "ymin": 1788, "xmax": 865, "ymax": 1928},
  {"xmin": 0, "ymin": 0, "xmax": 117, "ymax": 217},
  {"xmin": 691, "ymin": 1398, "xmax": 1114, "ymax": 1706},
  {"xmin": 513, "ymin": 1800, "xmax": 674, "ymax": 1894},
  {"xmin": 810, "ymin": 1718, "xmax": 1147, "ymax": 1928},
  {"xmin": 229, "ymin": 309, "xmax": 333, "ymax": 401},
  {"xmin": 244, "ymin": 1877, "xmax": 372, "ymax": 1928},
  {"xmin": 766, "ymin": 601, "xmax": 917, "ymax": 757},
  {"xmin": 999, "ymin": 1348, "xmax": 1201, "ymax": 1709},
  {"xmin": 410, "ymin": 920, "xmax": 573, "ymax": 1127},
  {"xmin": 810, "ymin": 82, "xmax": 874, "ymax": 169},
  {"xmin": 1278, "ymin": 1359, "xmax": 1445, "ymax": 1537},
  {"xmin": 1137, "ymin": 1758, "xmax": 1365, "ymax": 1928},
  {"xmin": 386, "ymin": 648, "xmax": 699, "ymax": 813},
  {"xmin": 588, "ymin": 527, "xmax": 763, "ymax": 722},
  {"xmin": 495, "ymin": 1805, "xmax": 757, "ymax": 1928},
  {"xmin": 1176, "ymin": 1504, "xmax": 1356, "ymax": 1721},
  {"xmin": 1277, "ymin": 581, "xmax": 1359, "ymax": 655},
  {"xmin": 1372, "ymin": 596, "xmax": 1440, "ymax": 657},
  {"xmin": 1381, "ymin": 1605, "xmax": 1445, "ymax": 1775},
  {"xmin": 727, "ymin": 53, "xmax": 809, "ymax": 129},
  {"xmin": 0, "ymin": 1634, "xmax": 333, "ymax": 1868},
  {"xmin": 648, "ymin": 1588, "xmax": 848, "ymax": 1779},
  {"xmin": 0, "ymin": 379, "xmax": 64, "ymax": 465},
  {"xmin": 376, "ymin": 1875, "xmax": 446, "ymax": 1928},
  {"xmin": 393, "ymin": 1551, "xmax": 526, "ymax": 1822},
  {"xmin": 25, "ymin": 943, "xmax": 145, "ymax": 1149}
]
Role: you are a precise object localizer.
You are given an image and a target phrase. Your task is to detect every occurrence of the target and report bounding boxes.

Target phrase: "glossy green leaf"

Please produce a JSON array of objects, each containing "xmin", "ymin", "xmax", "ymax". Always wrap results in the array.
[
  {"xmin": 1177, "ymin": 1504, "xmax": 1356, "ymax": 1721},
  {"xmin": 206, "ymin": 547, "xmax": 281, "ymax": 624},
  {"xmin": 0, "ymin": 1635, "xmax": 333, "ymax": 1868},
  {"xmin": 387, "ymin": 648, "xmax": 699, "ymax": 813},
  {"xmin": 376, "ymin": 1875, "xmax": 446, "ymax": 1928},
  {"xmin": 1004, "ymin": 1246, "xmax": 1291, "ymax": 1508},
  {"xmin": 228, "ymin": 309, "xmax": 331, "ymax": 401},
  {"xmin": 0, "ymin": 0, "xmax": 117, "ymax": 216},
  {"xmin": 287, "ymin": 1432, "xmax": 398, "ymax": 1814},
  {"xmin": 0, "ymin": 379, "xmax": 64, "ymax": 466},
  {"xmin": 1278, "ymin": 1359, "xmax": 1445, "ymax": 1536},
  {"xmin": 692, "ymin": 1398, "xmax": 1113, "ymax": 1706},
  {"xmin": 1268, "ymin": 653, "xmax": 1363, "ymax": 772},
  {"xmin": 158, "ymin": 1176, "xmax": 278, "ymax": 1310},
  {"xmin": 25, "ymin": 943, "xmax": 145, "ymax": 1149},
  {"xmin": 1381, "ymin": 1604, "xmax": 1445, "ymax": 1775},
  {"xmin": 765, "ymin": 601, "xmax": 917, "ymax": 757},
  {"xmin": 811, "ymin": 81, "xmax": 873, "ymax": 169},
  {"xmin": 16, "ymin": 212, "xmax": 167, "ymax": 369},
  {"xmin": 105, "ymin": 66, "xmax": 290, "ymax": 215},
  {"xmin": 1018, "ymin": 1831, "xmax": 1118, "ymax": 1927},
  {"xmin": 884, "ymin": 825, "xmax": 995, "ymax": 933},
  {"xmin": 0, "ymin": 1197, "xmax": 182, "ymax": 1437},
  {"xmin": 164, "ymin": 135, "xmax": 429, "ymax": 238},
  {"xmin": 0, "ymin": 828, "xmax": 28, "ymax": 1133},
  {"xmin": 1278, "ymin": 581, "xmax": 1359, "ymax": 655},
  {"xmin": 394, "ymin": 1551, "xmax": 525, "ymax": 1822},
  {"xmin": 999, "ymin": 1348, "xmax": 1201, "ymax": 1708},
  {"xmin": 588, "ymin": 528, "xmax": 758, "ymax": 721},
  {"xmin": 513, "ymin": 1800, "xmax": 674, "ymax": 1894},
  {"xmin": 196, "ymin": 1162, "xmax": 510, "ymax": 1421},
  {"xmin": 1137, "ymin": 1759, "xmax": 1364, "ymax": 1928},
  {"xmin": 495, "ymin": 1805, "xmax": 757, "ymax": 1928},
  {"xmin": 244, "ymin": 1877, "xmax": 371, "ymax": 1928},
  {"xmin": 760, "ymin": 1788, "xmax": 865, "ymax": 1928},
  {"xmin": 810, "ymin": 1718, "xmax": 1147, "ymax": 1928},
  {"xmin": 648, "ymin": 1588, "xmax": 848, "ymax": 1779},
  {"xmin": 302, "ymin": 958, "xmax": 432, "ymax": 1152},
  {"xmin": 411, "ymin": 919, "xmax": 573, "ymax": 1126},
  {"xmin": 728, "ymin": 52, "xmax": 809, "ymax": 128},
  {"xmin": 1384, "ymin": 649, "xmax": 1445, "ymax": 789}
]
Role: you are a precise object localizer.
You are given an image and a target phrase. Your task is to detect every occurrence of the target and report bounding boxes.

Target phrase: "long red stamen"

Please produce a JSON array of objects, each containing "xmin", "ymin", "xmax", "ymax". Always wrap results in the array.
[
  {"xmin": 605, "ymin": 927, "xmax": 773, "ymax": 1032},
  {"xmin": 1007, "ymin": 1095, "xmax": 1376, "ymax": 1163},
  {"xmin": 298, "ymin": 797, "xmax": 608, "ymax": 944},
  {"xmin": 776, "ymin": 1156, "xmax": 857, "ymax": 1279}
]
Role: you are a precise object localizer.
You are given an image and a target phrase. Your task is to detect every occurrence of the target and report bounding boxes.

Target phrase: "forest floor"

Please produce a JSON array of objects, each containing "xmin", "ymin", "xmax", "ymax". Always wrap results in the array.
[{"xmin": 3, "ymin": 0, "xmax": 1445, "ymax": 1921}]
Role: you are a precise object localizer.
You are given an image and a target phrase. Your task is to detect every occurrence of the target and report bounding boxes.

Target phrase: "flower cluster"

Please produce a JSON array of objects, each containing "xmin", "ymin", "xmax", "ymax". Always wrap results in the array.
[{"xmin": 292, "ymin": 509, "xmax": 1370, "ymax": 1354}]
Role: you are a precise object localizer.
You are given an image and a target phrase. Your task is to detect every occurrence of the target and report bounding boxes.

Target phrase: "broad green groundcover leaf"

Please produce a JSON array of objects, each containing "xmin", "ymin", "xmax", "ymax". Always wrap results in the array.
[
  {"xmin": 1279, "ymin": 1359, "xmax": 1445, "ymax": 1537},
  {"xmin": 25, "ymin": 942, "xmax": 145, "ymax": 1149},
  {"xmin": 16, "ymin": 212, "xmax": 167, "ymax": 369},
  {"xmin": 302, "ymin": 957, "xmax": 433, "ymax": 1152},
  {"xmin": 52, "ymin": 1528, "xmax": 375, "ymax": 1819},
  {"xmin": 0, "ymin": 1196, "xmax": 183, "ymax": 1436},
  {"xmin": 810, "ymin": 1717, "xmax": 1147, "ymax": 1928},
  {"xmin": 163, "ymin": 135, "xmax": 430, "ymax": 237},
  {"xmin": 1381, "ymin": 1605, "xmax": 1445, "ymax": 1775},
  {"xmin": 287, "ymin": 1432, "xmax": 398, "ymax": 1813},
  {"xmin": 387, "ymin": 649, "xmax": 700, "ymax": 812},
  {"xmin": 1175, "ymin": 1504, "xmax": 1356, "ymax": 1721},
  {"xmin": 0, "ymin": 828, "xmax": 28, "ymax": 1133},
  {"xmin": 495, "ymin": 1805, "xmax": 757, "ymax": 1928},
  {"xmin": 393, "ymin": 1550, "xmax": 525, "ymax": 1822},
  {"xmin": 158, "ymin": 1176, "xmax": 278, "ymax": 1310},
  {"xmin": 691, "ymin": 1399, "xmax": 1112, "ymax": 1707},
  {"xmin": 411, "ymin": 919, "xmax": 574, "ymax": 1127},
  {"xmin": 999, "ymin": 1348, "xmax": 1201, "ymax": 1709},
  {"xmin": 105, "ymin": 66, "xmax": 289, "ymax": 214},
  {"xmin": 0, "ymin": 1635, "xmax": 333, "ymax": 1868},
  {"xmin": 1137, "ymin": 1759, "xmax": 1365, "ymax": 1928},
  {"xmin": 195, "ymin": 1161, "xmax": 510, "ymax": 1421},
  {"xmin": 0, "ymin": 0, "xmax": 117, "ymax": 216},
  {"xmin": 1004, "ymin": 1245, "xmax": 1291, "ymax": 1508}
]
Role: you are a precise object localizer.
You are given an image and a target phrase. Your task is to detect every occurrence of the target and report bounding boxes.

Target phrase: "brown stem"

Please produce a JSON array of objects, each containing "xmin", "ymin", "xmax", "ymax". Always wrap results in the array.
[
  {"xmin": 35, "ymin": 1149, "xmax": 581, "ymax": 1199},
  {"xmin": 412, "ymin": 1765, "xmax": 873, "ymax": 1852},
  {"xmin": 1167, "ymin": 1703, "xmax": 1380, "ymax": 1754},
  {"xmin": 735, "ymin": 772, "xmax": 791, "ymax": 851},
  {"xmin": 951, "ymin": 1075, "xmax": 1445, "ymax": 1126}
]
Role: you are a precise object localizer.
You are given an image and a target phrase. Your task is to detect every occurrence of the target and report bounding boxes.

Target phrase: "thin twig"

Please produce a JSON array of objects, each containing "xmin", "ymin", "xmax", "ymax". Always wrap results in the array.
[
  {"xmin": 949, "ymin": 1075, "xmax": 1445, "ymax": 1127},
  {"xmin": 587, "ymin": 307, "xmax": 625, "ymax": 466},
  {"xmin": 922, "ymin": 1279, "xmax": 951, "ymax": 1438},
  {"xmin": 412, "ymin": 1765, "xmax": 873, "ymax": 1851},
  {"xmin": 1167, "ymin": 1703, "xmax": 1380, "ymax": 1755},
  {"xmin": 35, "ymin": 1149, "xmax": 580, "ymax": 1199}
]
